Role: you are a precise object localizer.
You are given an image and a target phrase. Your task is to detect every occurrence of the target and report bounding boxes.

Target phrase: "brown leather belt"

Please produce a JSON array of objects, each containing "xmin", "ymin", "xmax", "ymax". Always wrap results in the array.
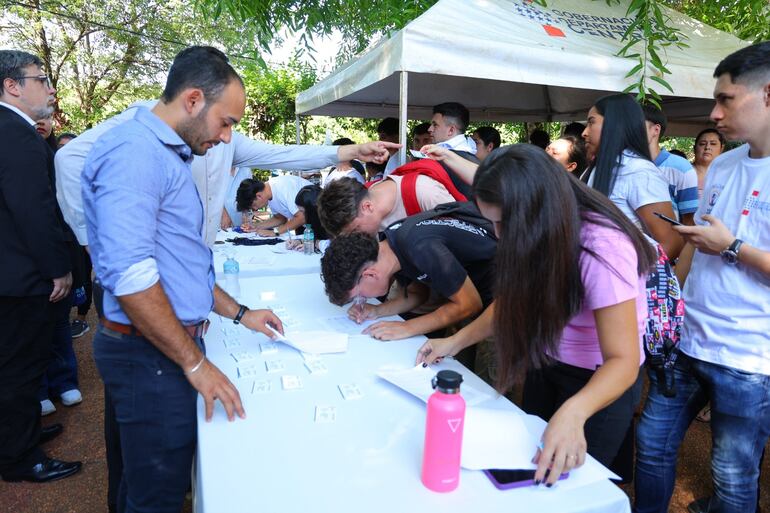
[{"xmin": 100, "ymin": 319, "xmax": 209, "ymax": 338}]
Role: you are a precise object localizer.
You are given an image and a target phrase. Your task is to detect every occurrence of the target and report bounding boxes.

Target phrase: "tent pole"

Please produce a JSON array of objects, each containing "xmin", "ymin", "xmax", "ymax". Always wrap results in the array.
[
  {"xmin": 295, "ymin": 115, "xmax": 301, "ymax": 144},
  {"xmin": 399, "ymin": 71, "xmax": 408, "ymax": 166}
]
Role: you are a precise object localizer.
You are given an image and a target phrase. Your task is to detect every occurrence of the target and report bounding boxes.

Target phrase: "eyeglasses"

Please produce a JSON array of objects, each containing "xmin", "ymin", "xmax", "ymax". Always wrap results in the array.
[{"xmin": 16, "ymin": 75, "xmax": 51, "ymax": 88}]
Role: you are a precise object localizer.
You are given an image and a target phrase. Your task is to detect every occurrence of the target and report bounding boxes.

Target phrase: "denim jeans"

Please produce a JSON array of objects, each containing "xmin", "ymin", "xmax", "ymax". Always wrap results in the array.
[
  {"xmin": 39, "ymin": 296, "xmax": 79, "ymax": 400},
  {"xmin": 635, "ymin": 352, "xmax": 770, "ymax": 513},
  {"xmin": 93, "ymin": 325, "xmax": 202, "ymax": 513}
]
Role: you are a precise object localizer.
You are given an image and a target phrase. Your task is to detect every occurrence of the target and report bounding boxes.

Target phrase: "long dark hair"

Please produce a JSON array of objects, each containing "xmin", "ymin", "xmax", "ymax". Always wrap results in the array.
[
  {"xmin": 587, "ymin": 94, "xmax": 652, "ymax": 197},
  {"xmin": 473, "ymin": 144, "xmax": 655, "ymax": 393},
  {"xmin": 295, "ymin": 185, "xmax": 328, "ymax": 240}
]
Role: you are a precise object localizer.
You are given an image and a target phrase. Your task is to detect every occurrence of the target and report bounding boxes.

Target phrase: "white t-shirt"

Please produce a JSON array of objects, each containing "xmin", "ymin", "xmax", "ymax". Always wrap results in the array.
[
  {"xmin": 267, "ymin": 175, "xmax": 311, "ymax": 219},
  {"xmin": 680, "ymin": 144, "xmax": 770, "ymax": 375},
  {"xmin": 322, "ymin": 167, "xmax": 364, "ymax": 187},
  {"xmin": 588, "ymin": 151, "xmax": 672, "ymax": 229}
]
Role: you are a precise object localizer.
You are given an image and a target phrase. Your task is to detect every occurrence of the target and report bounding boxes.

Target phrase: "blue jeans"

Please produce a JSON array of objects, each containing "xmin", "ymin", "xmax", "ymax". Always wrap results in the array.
[
  {"xmin": 39, "ymin": 297, "xmax": 79, "ymax": 400},
  {"xmin": 93, "ymin": 325, "xmax": 201, "ymax": 513},
  {"xmin": 635, "ymin": 352, "xmax": 770, "ymax": 513}
]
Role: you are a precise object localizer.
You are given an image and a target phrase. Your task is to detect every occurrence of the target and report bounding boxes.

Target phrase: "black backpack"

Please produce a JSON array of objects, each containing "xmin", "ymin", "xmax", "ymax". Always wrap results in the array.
[{"xmin": 385, "ymin": 201, "xmax": 496, "ymax": 241}]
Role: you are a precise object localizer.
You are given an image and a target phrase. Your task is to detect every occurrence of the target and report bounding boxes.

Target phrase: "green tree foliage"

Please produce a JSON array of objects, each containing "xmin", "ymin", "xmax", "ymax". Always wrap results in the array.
[
  {"xmin": 239, "ymin": 60, "xmax": 317, "ymax": 143},
  {"xmin": 0, "ymin": 0, "xmax": 269, "ymax": 131}
]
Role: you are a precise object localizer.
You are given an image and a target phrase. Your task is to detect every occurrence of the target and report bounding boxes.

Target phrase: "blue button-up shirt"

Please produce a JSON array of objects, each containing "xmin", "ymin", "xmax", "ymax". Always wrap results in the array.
[{"xmin": 82, "ymin": 107, "xmax": 215, "ymax": 324}]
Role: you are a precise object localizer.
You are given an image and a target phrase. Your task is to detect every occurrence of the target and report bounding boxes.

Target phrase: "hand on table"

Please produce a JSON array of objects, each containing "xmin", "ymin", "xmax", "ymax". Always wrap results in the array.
[
  {"xmin": 285, "ymin": 239, "xmax": 303, "ymax": 251},
  {"xmin": 240, "ymin": 223, "xmax": 258, "ymax": 233},
  {"xmin": 533, "ymin": 404, "xmax": 587, "ymax": 486},
  {"xmin": 347, "ymin": 301, "xmax": 378, "ymax": 324},
  {"xmin": 241, "ymin": 308, "xmax": 284, "ymax": 338},
  {"xmin": 673, "ymin": 214, "xmax": 734, "ymax": 255},
  {"xmin": 415, "ymin": 337, "xmax": 460, "ymax": 365},
  {"xmin": 187, "ymin": 359, "xmax": 244, "ymax": 422},
  {"xmin": 362, "ymin": 320, "xmax": 413, "ymax": 340},
  {"xmin": 50, "ymin": 272, "xmax": 72, "ymax": 302},
  {"xmin": 256, "ymin": 229, "xmax": 277, "ymax": 238}
]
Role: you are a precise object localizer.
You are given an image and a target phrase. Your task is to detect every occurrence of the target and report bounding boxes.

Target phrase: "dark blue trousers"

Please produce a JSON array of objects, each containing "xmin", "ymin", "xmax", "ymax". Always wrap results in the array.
[
  {"xmin": 40, "ymin": 296, "xmax": 79, "ymax": 400},
  {"xmin": 93, "ymin": 325, "xmax": 200, "ymax": 513}
]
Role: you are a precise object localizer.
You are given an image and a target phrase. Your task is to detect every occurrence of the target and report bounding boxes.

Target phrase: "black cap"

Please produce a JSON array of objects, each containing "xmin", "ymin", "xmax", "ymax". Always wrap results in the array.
[{"xmin": 431, "ymin": 370, "xmax": 463, "ymax": 393}]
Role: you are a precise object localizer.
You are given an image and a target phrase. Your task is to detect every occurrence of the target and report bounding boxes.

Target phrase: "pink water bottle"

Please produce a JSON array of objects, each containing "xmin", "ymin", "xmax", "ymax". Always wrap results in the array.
[{"xmin": 421, "ymin": 370, "xmax": 466, "ymax": 492}]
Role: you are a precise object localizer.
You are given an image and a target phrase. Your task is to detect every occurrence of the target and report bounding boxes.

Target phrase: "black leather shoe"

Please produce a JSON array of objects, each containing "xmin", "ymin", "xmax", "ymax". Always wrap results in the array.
[
  {"xmin": 2, "ymin": 458, "xmax": 82, "ymax": 483},
  {"xmin": 40, "ymin": 423, "xmax": 63, "ymax": 444}
]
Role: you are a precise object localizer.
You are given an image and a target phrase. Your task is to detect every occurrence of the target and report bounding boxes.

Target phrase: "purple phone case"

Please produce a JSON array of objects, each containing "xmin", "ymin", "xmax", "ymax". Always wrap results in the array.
[{"xmin": 483, "ymin": 469, "xmax": 569, "ymax": 490}]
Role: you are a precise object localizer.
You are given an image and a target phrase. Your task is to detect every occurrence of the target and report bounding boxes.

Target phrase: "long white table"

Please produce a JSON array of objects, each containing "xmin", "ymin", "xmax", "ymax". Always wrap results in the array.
[
  {"xmin": 212, "ymin": 229, "xmax": 321, "ymax": 278},
  {"xmin": 194, "ymin": 274, "xmax": 631, "ymax": 513}
]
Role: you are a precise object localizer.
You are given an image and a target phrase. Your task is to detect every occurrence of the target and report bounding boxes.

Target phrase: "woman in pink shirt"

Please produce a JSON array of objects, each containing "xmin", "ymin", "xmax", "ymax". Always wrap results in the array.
[{"xmin": 416, "ymin": 144, "xmax": 654, "ymax": 486}]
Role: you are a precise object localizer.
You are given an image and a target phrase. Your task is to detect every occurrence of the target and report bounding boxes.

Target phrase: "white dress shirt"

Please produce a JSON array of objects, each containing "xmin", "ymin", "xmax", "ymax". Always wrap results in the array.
[{"xmin": 55, "ymin": 101, "xmax": 339, "ymax": 246}]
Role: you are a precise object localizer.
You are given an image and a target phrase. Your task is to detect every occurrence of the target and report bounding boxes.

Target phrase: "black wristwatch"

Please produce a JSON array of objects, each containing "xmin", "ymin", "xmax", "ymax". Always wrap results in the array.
[
  {"xmin": 720, "ymin": 239, "xmax": 743, "ymax": 265},
  {"xmin": 233, "ymin": 304, "xmax": 248, "ymax": 324}
]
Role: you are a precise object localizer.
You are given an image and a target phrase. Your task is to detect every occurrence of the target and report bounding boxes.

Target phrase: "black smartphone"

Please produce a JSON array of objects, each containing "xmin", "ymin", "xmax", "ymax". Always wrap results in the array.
[
  {"xmin": 653, "ymin": 212, "xmax": 683, "ymax": 226},
  {"xmin": 483, "ymin": 469, "xmax": 569, "ymax": 490}
]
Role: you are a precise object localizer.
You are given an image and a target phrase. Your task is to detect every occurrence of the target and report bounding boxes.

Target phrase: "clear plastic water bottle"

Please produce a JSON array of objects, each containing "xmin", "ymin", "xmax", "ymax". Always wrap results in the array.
[
  {"xmin": 421, "ymin": 370, "xmax": 466, "ymax": 492},
  {"xmin": 303, "ymin": 224, "xmax": 315, "ymax": 255},
  {"xmin": 223, "ymin": 255, "xmax": 241, "ymax": 298}
]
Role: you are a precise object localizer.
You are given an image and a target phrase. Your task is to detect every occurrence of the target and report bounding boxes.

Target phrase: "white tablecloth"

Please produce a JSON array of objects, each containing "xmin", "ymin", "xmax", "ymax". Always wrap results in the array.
[
  {"xmin": 213, "ymin": 229, "xmax": 321, "ymax": 278},
  {"xmin": 194, "ymin": 274, "xmax": 631, "ymax": 513}
]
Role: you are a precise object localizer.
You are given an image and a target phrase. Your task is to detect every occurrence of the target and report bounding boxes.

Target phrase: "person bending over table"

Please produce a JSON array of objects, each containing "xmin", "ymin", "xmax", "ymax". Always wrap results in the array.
[
  {"xmin": 317, "ymin": 172, "xmax": 457, "ymax": 237},
  {"xmin": 285, "ymin": 184, "xmax": 328, "ymax": 252},
  {"xmin": 320, "ymin": 203, "xmax": 497, "ymax": 341},
  {"xmin": 416, "ymin": 145, "xmax": 653, "ymax": 487},
  {"xmin": 82, "ymin": 46, "xmax": 284, "ymax": 513},
  {"xmin": 236, "ymin": 174, "xmax": 310, "ymax": 237}
]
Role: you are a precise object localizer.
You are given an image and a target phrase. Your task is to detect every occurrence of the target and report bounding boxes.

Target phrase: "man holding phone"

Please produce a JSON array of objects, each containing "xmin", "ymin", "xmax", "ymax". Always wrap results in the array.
[{"xmin": 634, "ymin": 42, "xmax": 770, "ymax": 513}]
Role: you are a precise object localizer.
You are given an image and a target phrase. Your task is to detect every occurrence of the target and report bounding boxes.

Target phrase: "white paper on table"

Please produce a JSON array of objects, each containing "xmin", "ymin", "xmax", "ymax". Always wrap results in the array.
[
  {"xmin": 246, "ymin": 254, "xmax": 277, "ymax": 266},
  {"xmin": 321, "ymin": 315, "xmax": 377, "ymax": 335},
  {"xmin": 376, "ymin": 364, "xmax": 494, "ymax": 407},
  {"xmin": 460, "ymin": 407, "xmax": 538, "ymax": 470},
  {"xmin": 269, "ymin": 326, "xmax": 348, "ymax": 354}
]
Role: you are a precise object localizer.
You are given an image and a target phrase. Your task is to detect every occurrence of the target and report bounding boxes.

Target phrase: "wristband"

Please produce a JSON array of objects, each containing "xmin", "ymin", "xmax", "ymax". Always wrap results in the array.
[
  {"xmin": 185, "ymin": 355, "xmax": 205, "ymax": 375},
  {"xmin": 273, "ymin": 227, "xmax": 280, "ymax": 236},
  {"xmin": 233, "ymin": 304, "xmax": 248, "ymax": 324}
]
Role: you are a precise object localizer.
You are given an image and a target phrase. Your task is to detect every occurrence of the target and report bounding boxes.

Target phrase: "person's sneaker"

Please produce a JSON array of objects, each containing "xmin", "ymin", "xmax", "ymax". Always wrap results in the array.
[
  {"xmin": 60, "ymin": 389, "xmax": 82, "ymax": 407},
  {"xmin": 40, "ymin": 399, "xmax": 56, "ymax": 416},
  {"xmin": 70, "ymin": 319, "xmax": 90, "ymax": 339}
]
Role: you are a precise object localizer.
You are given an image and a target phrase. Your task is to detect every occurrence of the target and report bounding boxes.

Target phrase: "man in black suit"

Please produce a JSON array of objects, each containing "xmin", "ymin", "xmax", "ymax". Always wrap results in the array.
[{"xmin": 0, "ymin": 50, "xmax": 81, "ymax": 483}]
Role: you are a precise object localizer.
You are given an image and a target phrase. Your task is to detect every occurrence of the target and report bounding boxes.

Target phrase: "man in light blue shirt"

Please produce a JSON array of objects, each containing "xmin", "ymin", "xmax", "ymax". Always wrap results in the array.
[
  {"xmin": 643, "ymin": 104, "xmax": 699, "ymax": 225},
  {"xmin": 82, "ymin": 46, "xmax": 283, "ymax": 513}
]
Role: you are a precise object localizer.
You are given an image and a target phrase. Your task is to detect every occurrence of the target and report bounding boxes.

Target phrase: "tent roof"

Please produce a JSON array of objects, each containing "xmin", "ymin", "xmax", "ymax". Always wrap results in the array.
[{"xmin": 296, "ymin": 0, "xmax": 749, "ymax": 135}]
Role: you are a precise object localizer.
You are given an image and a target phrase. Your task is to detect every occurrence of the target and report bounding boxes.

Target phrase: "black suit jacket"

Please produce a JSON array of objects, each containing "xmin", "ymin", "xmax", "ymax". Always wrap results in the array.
[{"xmin": 0, "ymin": 104, "xmax": 70, "ymax": 297}]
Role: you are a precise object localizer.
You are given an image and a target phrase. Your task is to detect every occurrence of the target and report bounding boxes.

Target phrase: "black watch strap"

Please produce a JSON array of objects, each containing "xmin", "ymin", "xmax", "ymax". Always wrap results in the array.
[{"xmin": 233, "ymin": 304, "xmax": 248, "ymax": 324}]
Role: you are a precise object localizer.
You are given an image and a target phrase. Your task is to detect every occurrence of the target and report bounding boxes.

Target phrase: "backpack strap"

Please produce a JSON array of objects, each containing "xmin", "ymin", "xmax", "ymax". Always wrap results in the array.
[{"xmin": 391, "ymin": 160, "xmax": 468, "ymax": 216}]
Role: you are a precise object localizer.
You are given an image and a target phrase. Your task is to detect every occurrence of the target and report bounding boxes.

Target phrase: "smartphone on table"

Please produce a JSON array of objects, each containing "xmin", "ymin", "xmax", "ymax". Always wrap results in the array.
[
  {"xmin": 653, "ymin": 212, "xmax": 683, "ymax": 226},
  {"xmin": 483, "ymin": 468, "xmax": 569, "ymax": 490}
]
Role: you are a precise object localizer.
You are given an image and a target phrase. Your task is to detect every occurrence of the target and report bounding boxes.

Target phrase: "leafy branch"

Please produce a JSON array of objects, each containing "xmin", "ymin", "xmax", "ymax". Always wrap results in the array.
[{"xmin": 614, "ymin": 0, "xmax": 688, "ymax": 106}]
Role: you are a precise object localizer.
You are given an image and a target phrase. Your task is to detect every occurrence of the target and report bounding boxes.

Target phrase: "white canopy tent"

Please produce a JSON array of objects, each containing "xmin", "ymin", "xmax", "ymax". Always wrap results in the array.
[{"xmin": 295, "ymin": 0, "xmax": 748, "ymax": 162}]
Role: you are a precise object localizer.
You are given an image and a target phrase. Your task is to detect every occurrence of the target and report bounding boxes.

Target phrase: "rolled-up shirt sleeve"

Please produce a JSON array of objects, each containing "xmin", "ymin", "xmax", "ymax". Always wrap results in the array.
[{"xmin": 83, "ymin": 137, "xmax": 165, "ymax": 297}]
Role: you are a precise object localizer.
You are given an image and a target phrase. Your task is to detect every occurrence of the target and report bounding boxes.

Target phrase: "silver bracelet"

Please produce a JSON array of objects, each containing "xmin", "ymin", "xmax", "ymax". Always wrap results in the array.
[{"xmin": 185, "ymin": 355, "xmax": 206, "ymax": 375}]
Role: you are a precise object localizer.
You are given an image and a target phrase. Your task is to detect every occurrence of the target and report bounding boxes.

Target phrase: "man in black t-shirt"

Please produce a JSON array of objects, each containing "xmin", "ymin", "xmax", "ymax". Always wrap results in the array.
[{"xmin": 320, "ymin": 207, "xmax": 496, "ymax": 341}]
